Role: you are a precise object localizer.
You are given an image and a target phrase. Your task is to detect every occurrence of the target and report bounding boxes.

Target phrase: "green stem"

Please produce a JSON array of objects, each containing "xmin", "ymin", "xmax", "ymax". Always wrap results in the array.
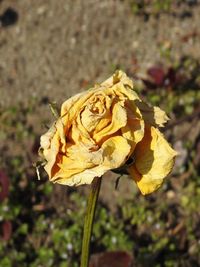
[{"xmin": 80, "ymin": 177, "xmax": 102, "ymax": 267}]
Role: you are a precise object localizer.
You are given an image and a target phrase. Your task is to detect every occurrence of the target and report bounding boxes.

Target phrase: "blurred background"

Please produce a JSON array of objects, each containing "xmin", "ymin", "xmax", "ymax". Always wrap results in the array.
[{"xmin": 0, "ymin": 1, "xmax": 200, "ymax": 266}]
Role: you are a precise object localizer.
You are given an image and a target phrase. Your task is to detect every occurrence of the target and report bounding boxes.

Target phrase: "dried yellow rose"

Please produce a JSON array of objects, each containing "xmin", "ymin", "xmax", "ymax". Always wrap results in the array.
[{"xmin": 40, "ymin": 71, "xmax": 177, "ymax": 195}]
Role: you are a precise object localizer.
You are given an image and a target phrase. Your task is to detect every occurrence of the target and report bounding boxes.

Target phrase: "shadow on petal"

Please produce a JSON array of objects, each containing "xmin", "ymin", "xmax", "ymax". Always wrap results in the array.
[
  {"xmin": 133, "ymin": 99, "xmax": 169, "ymax": 127},
  {"xmin": 129, "ymin": 126, "xmax": 177, "ymax": 195}
]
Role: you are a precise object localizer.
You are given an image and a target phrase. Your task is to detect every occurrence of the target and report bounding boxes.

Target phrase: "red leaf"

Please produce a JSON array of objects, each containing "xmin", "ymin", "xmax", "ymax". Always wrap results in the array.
[
  {"xmin": 147, "ymin": 66, "xmax": 165, "ymax": 86},
  {"xmin": 1, "ymin": 221, "xmax": 12, "ymax": 241},
  {"xmin": 89, "ymin": 251, "xmax": 134, "ymax": 267},
  {"xmin": 0, "ymin": 170, "xmax": 9, "ymax": 202}
]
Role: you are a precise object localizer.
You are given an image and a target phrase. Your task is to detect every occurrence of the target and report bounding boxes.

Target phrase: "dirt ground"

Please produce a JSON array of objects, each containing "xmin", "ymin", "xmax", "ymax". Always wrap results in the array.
[
  {"xmin": 1, "ymin": 0, "xmax": 200, "ymax": 212},
  {"xmin": 0, "ymin": 0, "xmax": 200, "ymax": 109}
]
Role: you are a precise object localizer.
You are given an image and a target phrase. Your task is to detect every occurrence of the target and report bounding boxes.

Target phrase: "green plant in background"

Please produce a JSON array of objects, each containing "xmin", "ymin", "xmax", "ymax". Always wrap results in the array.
[
  {"xmin": 129, "ymin": 0, "xmax": 196, "ymax": 16},
  {"xmin": 130, "ymin": 0, "xmax": 172, "ymax": 15},
  {"xmin": 0, "ymin": 56, "xmax": 200, "ymax": 267}
]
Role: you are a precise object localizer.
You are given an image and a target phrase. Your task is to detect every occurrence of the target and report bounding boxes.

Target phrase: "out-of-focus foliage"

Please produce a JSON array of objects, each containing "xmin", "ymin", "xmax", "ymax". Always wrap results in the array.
[
  {"xmin": 0, "ymin": 53, "xmax": 200, "ymax": 266},
  {"xmin": 128, "ymin": 0, "xmax": 198, "ymax": 17}
]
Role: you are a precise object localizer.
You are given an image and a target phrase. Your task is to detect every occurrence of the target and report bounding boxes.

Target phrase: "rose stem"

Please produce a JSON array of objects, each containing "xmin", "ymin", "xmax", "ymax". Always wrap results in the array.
[{"xmin": 80, "ymin": 177, "xmax": 102, "ymax": 267}]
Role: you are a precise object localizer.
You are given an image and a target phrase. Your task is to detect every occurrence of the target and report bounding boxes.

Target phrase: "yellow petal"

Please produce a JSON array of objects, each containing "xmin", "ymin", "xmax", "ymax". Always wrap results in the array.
[
  {"xmin": 54, "ymin": 166, "xmax": 106, "ymax": 186},
  {"xmin": 41, "ymin": 119, "xmax": 68, "ymax": 179},
  {"xmin": 117, "ymin": 99, "xmax": 145, "ymax": 154},
  {"xmin": 50, "ymin": 154, "xmax": 94, "ymax": 182},
  {"xmin": 134, "ymin": 100, "xmax": 169, "ymax": 127},
  {"xmin": 68, "ymin": 112, "xmax": 96, "ymax": 147},
  {"xmin": 128, "ymin": 126, "xmax": 177, "ymax": 195},
  {"xmin": 93, "ymin": 102, "xmax": 127, "ymax": 144},
  {"xmin": 49, "ymin": 149, "xmax": 104, "ymax": 186},
  {"xmin": 94, "ymin": 113, "xmax": 112, "ymax": 134},
  {"xmin": 102, "ymin": 135, "xmax": 131, "ymax": 169},
  {"xmin": 51, "ymin": 136, "xmax": 131, "ymax": 186},
  {"xmin": 55, "ymin": 135, "xmax": 130, "ymax": 186},
  {"xmin": 40, "ymin": 123, "xmax": 57, "ymax": 150},
  {"xmin": 101, "ymin": 70, "xmax": 140, "ymax": 103},
  {"xmin": 121, "ymin": 102, "xmax": 144, "ymax": 153},
  {"xmin": 121, "ymin": 118, "xmax": 144, "ymax": 155},
  {"xmin": 60, "ymin": 90, "xmax": 96, "ymax": 134},
  {"xmin": 102, "ymin": 70, "xmax": 133, "ymax": 90},
  {"xmin": 42, "ymin": 130, "xmax": 60, "ymax": 178},
  {"xmin": 48, "ymin": 142, "xmax": 103, "ymax": 183}
]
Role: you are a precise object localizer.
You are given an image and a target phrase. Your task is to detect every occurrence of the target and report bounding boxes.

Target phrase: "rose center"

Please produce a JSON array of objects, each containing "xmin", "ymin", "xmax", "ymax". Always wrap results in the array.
[
  {"xmin": 89, "ymin": 95, "xmax": 106, "ymax": 115},
  {"xmin": 80, "ymin": 94, "xmax": 110, "ymax": 132}
]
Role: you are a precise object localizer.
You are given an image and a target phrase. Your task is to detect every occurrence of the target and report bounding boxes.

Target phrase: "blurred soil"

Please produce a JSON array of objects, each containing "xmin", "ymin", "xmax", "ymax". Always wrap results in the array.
[{"xmin": 0, "ymin": 0, "xmax": 200, "ymax": 108}]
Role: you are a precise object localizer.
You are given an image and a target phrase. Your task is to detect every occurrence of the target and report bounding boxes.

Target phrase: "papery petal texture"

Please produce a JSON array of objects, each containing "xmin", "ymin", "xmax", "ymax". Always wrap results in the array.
[{"xmin": 39, "ymin": 70, "xmax": 177, "ymax": 193}]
